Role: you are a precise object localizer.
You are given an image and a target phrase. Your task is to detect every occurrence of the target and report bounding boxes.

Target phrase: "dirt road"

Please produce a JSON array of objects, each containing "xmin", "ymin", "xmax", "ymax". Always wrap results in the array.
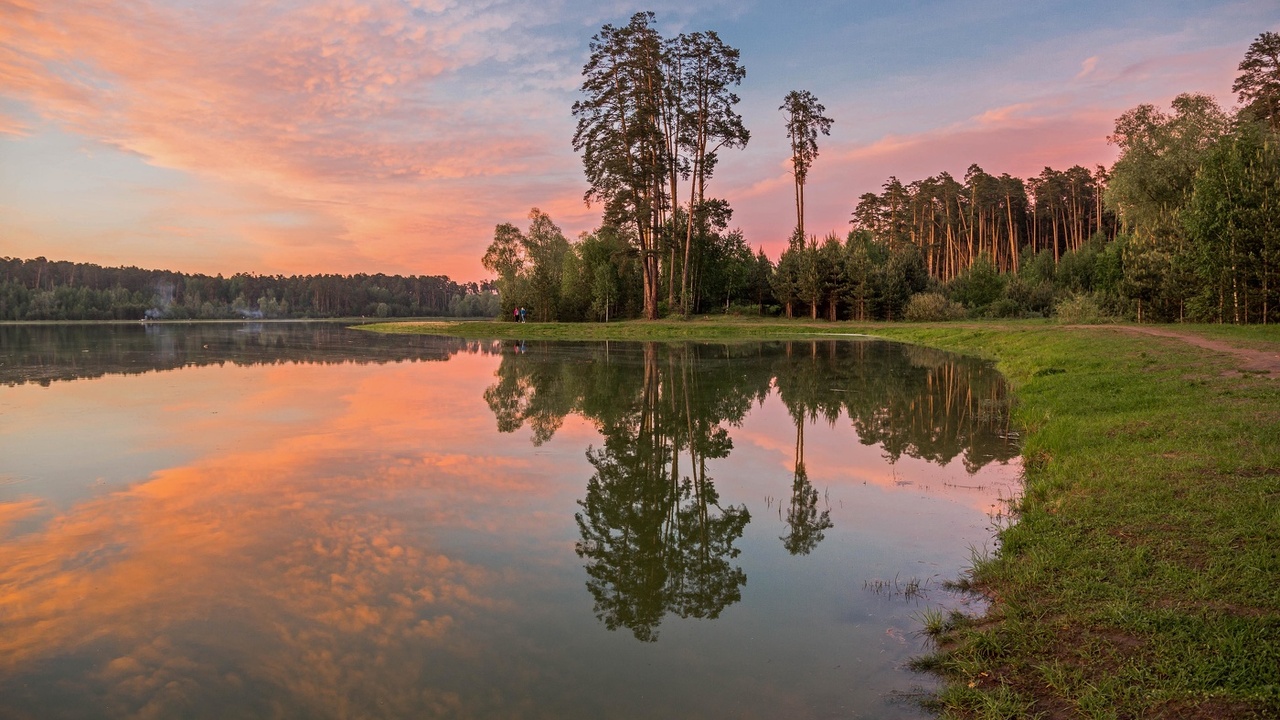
[{"xmin": 1094, "ymin": 325, "xmax": 1280, "ymax": 377}]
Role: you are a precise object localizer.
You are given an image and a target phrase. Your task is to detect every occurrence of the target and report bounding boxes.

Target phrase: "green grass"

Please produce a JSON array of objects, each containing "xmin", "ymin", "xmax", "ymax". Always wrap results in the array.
[
  {"xmin": 1175, "ymin": 323, "xmax": 1280, "ymax": 350},
  {"xmin": 359, "ymin": 315, "xmax": 887, "ymax": 340},
  {"xmin": 363, "ymin": 316, "xmax": 1280, "ymax": 718}
]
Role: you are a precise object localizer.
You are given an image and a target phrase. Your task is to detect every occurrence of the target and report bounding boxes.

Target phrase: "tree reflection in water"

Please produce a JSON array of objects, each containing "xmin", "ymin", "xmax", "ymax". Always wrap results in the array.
[
  {"xmin": 482, "ymin": 338, "xmax": 1018, "ymax": 641},
  {"xmin": 781, "ymin": 421, "xmax": 833, "ymax": 556},
  {"xmin": 574, "ymin": 344, "xmax": 751, "ymax": 641}
]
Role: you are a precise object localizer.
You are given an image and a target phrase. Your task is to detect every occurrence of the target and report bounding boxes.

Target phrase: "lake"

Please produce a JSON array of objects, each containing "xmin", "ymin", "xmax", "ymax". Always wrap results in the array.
[{"xmin": 0, "ymin": 322, "xmax": 1019, "ymax": 719}]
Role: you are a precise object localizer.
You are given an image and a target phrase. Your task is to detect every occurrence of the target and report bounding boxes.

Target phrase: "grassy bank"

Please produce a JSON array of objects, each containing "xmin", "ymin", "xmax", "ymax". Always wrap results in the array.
[{"xmin": 363, "ymin": 318, "xmax": 1280, "ymax": 718}]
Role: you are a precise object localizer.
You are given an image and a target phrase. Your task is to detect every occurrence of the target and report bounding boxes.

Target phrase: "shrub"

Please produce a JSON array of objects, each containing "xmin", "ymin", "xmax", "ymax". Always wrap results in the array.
[
  {"xmin": 905, "ymin": 292, "xmax": 967, "ymax": 322},
  {"xmin": 1054, "ymin": 293, "xmax": 1113, "ymax": 324},
  {"xmin": 1006, "ymin": 276, "xmax": 1056, "ymax": 315},
  {"xmin": 947, "ymin": 256, "xmax": 1006, "ymax": 312},
  {"xmin": 985, "ymin": 298, "xmax": 1024, "ymax": 319}
]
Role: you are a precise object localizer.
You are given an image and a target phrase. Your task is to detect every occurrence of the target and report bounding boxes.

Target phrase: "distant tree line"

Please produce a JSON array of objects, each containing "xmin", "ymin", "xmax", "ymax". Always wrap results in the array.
[
  {"xmin": 0, "ymin": 257, "xmax": 499, "ymax": 321},
  {"xmin": 485, "ymin": 26, "xmax": 1279, "ymax": 325}
]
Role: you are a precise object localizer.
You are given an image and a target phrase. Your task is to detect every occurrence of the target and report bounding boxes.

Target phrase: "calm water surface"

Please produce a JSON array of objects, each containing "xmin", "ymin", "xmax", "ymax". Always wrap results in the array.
[{"xmin": 0, "ymin": 323, "xmax": 1019, "ymax": 719}]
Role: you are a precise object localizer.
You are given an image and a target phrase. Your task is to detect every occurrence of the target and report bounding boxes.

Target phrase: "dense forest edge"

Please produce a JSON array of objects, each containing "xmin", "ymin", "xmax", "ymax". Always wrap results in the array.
[{"xmin": 485, "ymin": 24, "xmax": 1279, "ymax": 326}]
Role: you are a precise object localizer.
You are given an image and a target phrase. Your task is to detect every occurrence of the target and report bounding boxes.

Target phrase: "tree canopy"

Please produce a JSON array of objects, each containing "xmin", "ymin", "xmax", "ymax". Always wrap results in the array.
[
  {"xmin": 780, "ymin": 90, "xmax": 834, "ymax": 241},
  {"xmin": 1234, "ymin": 31, "xmax": 1280, "ymax": 130},
  {"xmin": 572, "ymin": 13, "xmax": 751, "ymax": 319}
]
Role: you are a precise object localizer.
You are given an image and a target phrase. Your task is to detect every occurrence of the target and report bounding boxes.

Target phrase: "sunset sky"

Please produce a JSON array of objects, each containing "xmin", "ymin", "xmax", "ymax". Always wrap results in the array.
[{"xmin": 1, "ymin": 0, "xmax": 1276, "ymax": 282}]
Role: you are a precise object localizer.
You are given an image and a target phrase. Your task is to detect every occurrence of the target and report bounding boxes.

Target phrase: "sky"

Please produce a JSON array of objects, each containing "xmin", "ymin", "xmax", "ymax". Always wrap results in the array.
[{"xmin": 1, "ymin": 0, "xmax": 1277, "ymax": 282}]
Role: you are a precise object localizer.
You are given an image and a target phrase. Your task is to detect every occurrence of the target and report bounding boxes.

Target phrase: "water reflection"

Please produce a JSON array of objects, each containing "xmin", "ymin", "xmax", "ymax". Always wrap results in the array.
[
  {"xmin": 0, "ymin": 324, "xmax": 1020, "ymax": 719},
  {"xmin": 0, "ymin": 322, "xmax": 487, "ymax": 387},
  {"xmin": 484, "ymin": 339, "xmax": 1017, "ymax": 637},
  {"xmin": 0, "ymin": 359, "xmax": 514, "ymax": 718},
  {"xmin": 574, "ymin": 345, "xmax": 751, "ymax": 641},
  {"xmin": 781, "ymin": 425, "xmax": 832, "ymax": 557}
]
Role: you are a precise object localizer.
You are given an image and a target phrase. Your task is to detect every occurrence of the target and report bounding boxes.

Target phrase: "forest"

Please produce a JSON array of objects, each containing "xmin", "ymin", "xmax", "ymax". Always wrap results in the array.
[
  {"xmin": 485, "ymin": 23, "xmax": 1280, "ymax": 325},
  {"xmin": 0, "ymin": 256, "xmax": 499, "ymax": 321}
]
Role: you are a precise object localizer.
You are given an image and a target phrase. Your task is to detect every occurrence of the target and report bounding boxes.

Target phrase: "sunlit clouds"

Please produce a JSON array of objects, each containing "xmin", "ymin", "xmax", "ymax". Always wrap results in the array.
[
  {"xmin": 0, "ymin": 0, "xmax": 1275, "ymax": 278},
  {"xmin": 0, "ymin": 0, "xmax": 586, "ymax": 276}
]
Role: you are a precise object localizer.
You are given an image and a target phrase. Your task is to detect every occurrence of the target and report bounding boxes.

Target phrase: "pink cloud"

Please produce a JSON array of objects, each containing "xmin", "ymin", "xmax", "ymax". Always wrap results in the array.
[
  {"xmin": 0, "ymin": 0, "xmax": 581, "ymax": 279},
  {"xmin": 973, "ymin": 103, "xmax": 1036, "ymax": 126},
  {"xmin": 0, "ymin": 111, "xmax": 28, "ymax": 136},
  {"xmin": 1075, "ymin": 56, "xmax": 1100, "ymax": 81}
]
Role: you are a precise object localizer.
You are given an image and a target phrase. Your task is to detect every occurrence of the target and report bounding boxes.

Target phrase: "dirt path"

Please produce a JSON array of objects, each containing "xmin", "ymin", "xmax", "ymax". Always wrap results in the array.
[{"xmin": 1089, "ymin": 325, "xmax": 1280, "ymax": 377}]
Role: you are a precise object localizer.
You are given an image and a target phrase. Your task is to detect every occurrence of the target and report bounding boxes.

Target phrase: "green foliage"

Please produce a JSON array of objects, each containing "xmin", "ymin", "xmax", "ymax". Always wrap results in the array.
[
  {"xmin": 843, "ymin": 235, "xmax": 876, "ymax": 321},
  {"xmin": 1054, "ymin": 292, "xmax": 1113, "ymax": 324},
  {"xmin": 1233, "ymin": 31, "xmax": 1280, "ymax": 131},
  {"xmin": 1020, "ymin": 248, "xmax": 1057, "ymax": 285},
  {"xmin": 983, "ymin": 297, "xmax": 1024, "ymax": 319},
  {"xmin": 1004, "ymin": 276, "xmax": 1055, "ymax": 316},
  {"xmin": 794, "ymin": 236, "xmax": 825, "ymax": 319},
  {"xmin": 522, "ymin": 209, "xmax": 572, "ymax": 322},
  {"xmin": 770, "ymin": 242, "xmax": 802, "ymax": 318},
  {"xmin": 904, "ymin": 292, "xmax": 966, "ymax": 321},
  {"xmin": 748, "ymin": 248, "xmax": 775, "ymax": 314},
  {"xmin": 532, "ymin": 23, "xmax": 1280, "ymax": 327},
  {"xmin": 1092, "ymin": 234, "xmax": 1127, "ymax": 298},
  {"xmin": 1055, "ymin": 240, "xmax": 1098, "ymax": 292},
  {"xmin": 780, "ymin": 90, "xmax": 833, "ymax": 239},
  {"xmin": 560, "ymin": 225, "xmax": 639, "ymax": 322},
  {"xmin": 677, "ymin": 204, "xmax": 756, "ymax": 315},
  {"xmin": 947, "ymin": 256, "xmax": 1006, "ymax": 312},
  {"xmin": 1106, "ymin": 93, "xmax": 1230, "ymax": 237},
  {"xmin": 572, "ymin": 13, "xmax": 751, "ymax": 320},
  {"xmin": 875, "ymin": 243, "xmax": 931, "ymax": 321},
  {"xmin": 482, "ymin": 209, "xmax": 573, "ymax": 322},
  {"xmin": 780, "ymin": 90, "xmax": 833, "ymax": 188},
  {"xmin": 1183, "ymin": 121, "xmax": 1280, "ymax": 324}
]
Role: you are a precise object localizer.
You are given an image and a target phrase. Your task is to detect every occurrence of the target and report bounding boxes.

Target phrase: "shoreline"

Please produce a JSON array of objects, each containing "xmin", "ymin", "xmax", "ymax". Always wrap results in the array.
[{"xmin": 364, "ymin": 317, "xmax": 1280, "ymax": 718}]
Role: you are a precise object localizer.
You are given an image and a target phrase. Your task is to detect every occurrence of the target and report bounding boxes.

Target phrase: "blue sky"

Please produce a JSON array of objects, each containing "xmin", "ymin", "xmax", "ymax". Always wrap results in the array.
[{"xmin": 0, "ymin": 0, "xmax": 1276, "ymax": 279}]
